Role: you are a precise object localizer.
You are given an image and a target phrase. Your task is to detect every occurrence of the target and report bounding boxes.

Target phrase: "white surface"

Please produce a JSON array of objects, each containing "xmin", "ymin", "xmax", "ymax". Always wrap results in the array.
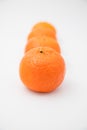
[{"xmin": 0, "ymin": 0, "xmax": 87, "ymax": 129}]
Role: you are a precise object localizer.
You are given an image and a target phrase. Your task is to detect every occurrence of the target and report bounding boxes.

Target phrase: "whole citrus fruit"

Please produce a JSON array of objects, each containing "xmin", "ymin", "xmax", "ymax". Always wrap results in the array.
[
  {"xmin": 25, "ymin": 36, "xmax": 61, "ymax": 53},
  {"xmin": 19, "ymin": 47, "xmax": 65, "ymax": 92},
  {"xmin": 27, "ymin": 28, "xmax": 56, "ymax": 40},
  {"xmin": 32, "ymin": 22, "xmax": 56, "ymax": 34}
]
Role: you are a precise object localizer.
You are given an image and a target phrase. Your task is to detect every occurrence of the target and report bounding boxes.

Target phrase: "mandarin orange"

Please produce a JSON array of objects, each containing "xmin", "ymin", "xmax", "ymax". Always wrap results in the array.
[
  {"xmin": 19, "ymin": 47, "xmax": 65, "ymax": 92},
  {"xmin": 27, "ymin": 28, "xmax": 56, "ymax": 40},
  {"xmin": 25, "ymin": 36, "xmax": 60, "ymax": 53},
  {"xmin": 32, "ymin": 22, "xmax": 56, "ymax": 34}
]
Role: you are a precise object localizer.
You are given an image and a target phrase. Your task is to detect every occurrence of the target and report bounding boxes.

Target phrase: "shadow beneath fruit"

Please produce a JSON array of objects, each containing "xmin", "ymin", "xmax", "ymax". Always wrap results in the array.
[
  {"xmin": 24, "ymin": 79, "xmax": 76, "ymax": 98},
  {"xmin": 51, "ymin": 80, "xmax": 75, "ymax": 96}
]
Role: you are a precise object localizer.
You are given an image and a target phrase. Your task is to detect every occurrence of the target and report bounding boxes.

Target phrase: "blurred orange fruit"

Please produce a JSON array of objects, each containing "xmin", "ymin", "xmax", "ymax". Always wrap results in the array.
[
  {"xmin": 32, "ymin": 22, "xmax": 56, "ymax": 34},
  {"xmin": 25, "ymin": 36, "xmax": 61, "ymax": 53},
  {"xmin": 27, "ymin": 28, "xmax": 56, "ymax": 40}
]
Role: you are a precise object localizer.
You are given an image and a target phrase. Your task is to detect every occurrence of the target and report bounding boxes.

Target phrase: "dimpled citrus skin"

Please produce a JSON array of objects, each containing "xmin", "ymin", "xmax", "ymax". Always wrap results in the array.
[
  {"xmin": 32, "ymin": 22, "xmax": 56, "ymax": 34},
  {"xmin": 19, "ymin": 47, "xmax": 65, "ymax": 92},
  {"xmin": 27, "ymin": 28, "xmax": 56, "ymax": 40},
  {"xmin": 25, "ymin": 36, "xmax": 61, "ymax": 53}
]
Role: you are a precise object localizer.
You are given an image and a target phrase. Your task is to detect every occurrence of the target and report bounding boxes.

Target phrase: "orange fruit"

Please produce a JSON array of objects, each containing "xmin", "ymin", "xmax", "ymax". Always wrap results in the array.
[
  {"xmin": 25, "ymin": 36, "xmax": 61, "ymax": 53},
  {"xmin": 27, "ymin": 28, "xmax": 56, "ymax": 40},
  {"xmin": 32, "ymin": 22, "xmax": 56, "ymax": 34},
  {"xmin": 19, "ymin": 47, "xmax": 65, "ymax": 92}
]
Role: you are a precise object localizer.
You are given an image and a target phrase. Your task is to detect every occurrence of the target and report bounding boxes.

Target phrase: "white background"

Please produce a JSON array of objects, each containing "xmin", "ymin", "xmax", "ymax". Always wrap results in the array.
[{"xmin": 0, "ymin": 0, "xmax": 87, "ymax": 129}]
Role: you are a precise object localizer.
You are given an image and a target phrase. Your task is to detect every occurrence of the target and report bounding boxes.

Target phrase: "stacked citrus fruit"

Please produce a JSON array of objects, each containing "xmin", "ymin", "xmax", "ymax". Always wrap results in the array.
[{"xmin": 19, "ymin": 22, "xmax": 65, "ymax": 92}]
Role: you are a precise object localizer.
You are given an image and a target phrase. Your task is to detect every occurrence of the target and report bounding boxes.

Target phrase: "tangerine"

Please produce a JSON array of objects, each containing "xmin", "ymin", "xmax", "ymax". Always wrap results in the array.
[
  {"xmin": 27, "ymin": 28, "xmax": 56, "ymax": 40},
  {"xmin": 19, "ymin": 47, "xmax": 65, "ymax": 92},
  {"xmin": 32, "ymin": 22, "xmax": 56, "ymax": 34},
  {"xmin": 25, "ymin": 36, "xmax": 61, "ymax": 53}
]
